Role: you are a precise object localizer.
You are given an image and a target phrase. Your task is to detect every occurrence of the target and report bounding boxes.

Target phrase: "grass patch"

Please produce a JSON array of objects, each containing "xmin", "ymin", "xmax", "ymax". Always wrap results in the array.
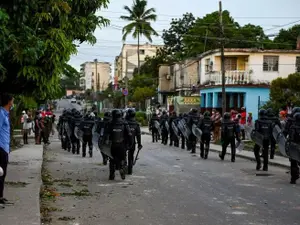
[
  {"xmin": 61, "ymin": 188, "xmax": 91, "ymax": 197},
  {"xmin": 5, "ymin": 181, "xmax": 28, "ymax": 187},
  {"xmin": 53, "ymin": 178, "xmax": 72, "ymax": 183}
]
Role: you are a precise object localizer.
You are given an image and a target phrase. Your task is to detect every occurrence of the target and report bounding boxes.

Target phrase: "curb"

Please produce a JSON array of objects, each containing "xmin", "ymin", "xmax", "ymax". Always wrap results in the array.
[{"xmin": 141, "ymin": 130, "xmax": 289, "ymax": 169}]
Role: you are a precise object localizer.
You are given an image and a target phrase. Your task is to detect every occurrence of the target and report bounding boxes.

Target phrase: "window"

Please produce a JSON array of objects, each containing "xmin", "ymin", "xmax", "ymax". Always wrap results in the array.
[
  {"xmin": 92, "ymin": 72, "xmax": 94, "ymax": 77},
  {"xmin": 139, "ymin": 49, "xmax": 145, "ymax": 54},
  {"xmin": 296, "ymin": 56, "xmax": 300, "ymax": 73},
  {"xmin": 205, "ymin": 59, "xmax": 210, "ymax": 72},
  {"xmin": 224, "ymin": 57, "xmax": 237, "ymax": 71},
  {"xmin": 263, "ymin": 56, "xmax": 279, "ymax": 72}
]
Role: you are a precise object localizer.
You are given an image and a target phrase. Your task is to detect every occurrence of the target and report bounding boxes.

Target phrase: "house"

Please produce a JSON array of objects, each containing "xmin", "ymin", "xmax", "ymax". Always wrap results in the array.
[
  {"xmin": 199, "ymin": 47, "xmax": 300, "ymax": 120},
  {"xmin": 79, "ymin": 61, "xmax": 111, "ymax": 91},
  {"xmin": 115, "ymin": 42, "xmax": 163, "ymax": 81},
  {"xmin": 158, "ymin": 59, "xmax": 200, "ymax": 113}
]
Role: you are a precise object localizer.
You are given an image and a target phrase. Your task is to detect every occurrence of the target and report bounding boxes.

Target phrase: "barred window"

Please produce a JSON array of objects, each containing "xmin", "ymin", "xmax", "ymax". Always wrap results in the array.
[
  {"xmin": 296, "ymin": 56, "xmax": 300, "ymax": 73},
  {"xmin": 205, "ymin": 59, "xmax": 210, "ymax": 72},
  {"xmin": 263, "ymin": 56, "xmax": 279, "ymax": 72},
  {"xmin": 224, "ymin": 57, "xmax": 237, "ymax": 71}
]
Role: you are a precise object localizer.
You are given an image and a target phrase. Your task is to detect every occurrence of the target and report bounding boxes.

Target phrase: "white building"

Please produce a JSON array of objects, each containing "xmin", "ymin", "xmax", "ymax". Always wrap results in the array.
[
  {"xmin": 115, "ymin": 42, "xmax": 163, "ymax": 80},
  {"xmin": 80, "ymin": 61, "xmax": 111, "ymax": 91}
]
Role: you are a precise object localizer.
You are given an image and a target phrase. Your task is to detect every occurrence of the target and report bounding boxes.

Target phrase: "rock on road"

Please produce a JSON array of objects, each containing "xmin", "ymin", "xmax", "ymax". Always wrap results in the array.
[{"xmin": 43, "ymin": 134, "xmax": 300, "ymax": 225}]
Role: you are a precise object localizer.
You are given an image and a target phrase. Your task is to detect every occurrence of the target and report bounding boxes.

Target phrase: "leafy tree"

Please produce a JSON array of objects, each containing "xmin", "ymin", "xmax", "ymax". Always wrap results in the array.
[
  {"xmin": 120, "ymin": 0, "xmax": 158, "ymax": 74},
  {"xmin": 183, "ymin": 10, "xmax": 271, "ymax": 57},
  {"xmin": 132, "ymin": 86, "xmax": 155, "ymax": 103},
  {"xmin": 273, "ymin": 25, "xmax": 300, "ymax": 50},
  {"xmin": 161, "ymin": 13, "xmax": 196, "ymax": 61},
  {"xmin": 265, "ymin": 73, "xmax": 300, "ymax": 112},
  {"xmin": 0, "ymin": 0, "xmax": 110, "ymax": 100}
]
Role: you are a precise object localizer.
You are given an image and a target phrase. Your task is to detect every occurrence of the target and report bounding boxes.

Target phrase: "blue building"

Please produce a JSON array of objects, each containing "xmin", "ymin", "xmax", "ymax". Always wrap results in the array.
[{"xmin": 200, "ymin": 85, "xmax": 270, "ymax": 121}]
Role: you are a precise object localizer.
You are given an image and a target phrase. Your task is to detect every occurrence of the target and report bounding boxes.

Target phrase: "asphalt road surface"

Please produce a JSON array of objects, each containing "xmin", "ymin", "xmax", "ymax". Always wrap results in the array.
[{"xmin": 43, "ymin": 134, "xmax": 300, "ymax": 225}]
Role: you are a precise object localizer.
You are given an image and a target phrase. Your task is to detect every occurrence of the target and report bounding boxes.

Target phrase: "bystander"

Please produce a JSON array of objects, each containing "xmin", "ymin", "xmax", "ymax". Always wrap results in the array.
[{"xmin": 0, "ymin": 93, "xmax": 14, "ymax": 207}]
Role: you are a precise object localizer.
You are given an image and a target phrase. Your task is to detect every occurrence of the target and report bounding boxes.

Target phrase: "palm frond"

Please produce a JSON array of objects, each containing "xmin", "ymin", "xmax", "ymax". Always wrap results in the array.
[
  {"xmin": 122, "ymin": 22, "xmax": 137, "ymax": 41},
  {"xmin": 123, "ymin": 5, "xmax": 134, "ymax": 15},
  {"xmin": 120, "ymin": 15, "xmax": 134, "ymax": 21},
  {"xmin": 142, "ymin": 8, "xmax": 156, "ymax": 17},
  {"xmin": 142, "ymin": 14, "xmax": 157, "ymax": 22}
]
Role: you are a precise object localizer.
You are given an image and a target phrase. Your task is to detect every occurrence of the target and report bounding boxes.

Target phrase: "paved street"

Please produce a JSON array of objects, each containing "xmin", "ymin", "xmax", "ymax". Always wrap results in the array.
[{"xmin": 42, "ymin": 134, "xmax": 300, "ymax": 225}]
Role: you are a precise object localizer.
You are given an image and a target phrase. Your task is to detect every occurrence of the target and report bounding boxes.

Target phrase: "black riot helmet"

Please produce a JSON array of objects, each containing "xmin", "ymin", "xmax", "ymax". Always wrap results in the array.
[
  {"xmin": 104, "ymin": 111, "xmax": 111, "ymax": 118},
  {"xmin": 259, "ymin": 109, "xmax": 267, "ymax": 118},
  {"xmin": 292, "ymin": 107, "xmax": 300, "ymax": 116},
  {"xmin": 223, "ymin": 112, "xmax": 231, "ymax": 120},
  {"xmin": 126, "ymin": 109, "xmax": 136, "ymax": 118},
  {"xmin": 111, "ymin": 109, "xmax": 122, "ymax": 119},
  {"xmin": 204, "ymin": 111, "xmax": 210, "ymax": 118},
  {"xmin": 183, "ymin": 113, "xmax": 188, "ymax": 118},
  {"xmin": 152, "ymin": 112, "xmax": 157, "ymax": 117},
  {"xmin": 162, "ymin": 110, "xmax": 167, "ymax": 115},
  {"xmin": 266, "ymin": 108, "xmax": 274, "ymax": 117},
  {"xmin": 191, "ymin": 108, "xmax": 198, "ymax": 114},
  {"xmin": 62, "ymin": 109, "xmax": 67, "ymax": 115},
  {"xmin": 293, "ymin": 112, "xmax": 300, "ymax": 121}
]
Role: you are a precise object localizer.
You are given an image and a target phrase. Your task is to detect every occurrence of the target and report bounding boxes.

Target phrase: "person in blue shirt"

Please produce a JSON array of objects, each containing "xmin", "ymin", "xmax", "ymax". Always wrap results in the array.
[{"xmin": 0, "ymin": 93, "xmax": 14, "ymax": 206}]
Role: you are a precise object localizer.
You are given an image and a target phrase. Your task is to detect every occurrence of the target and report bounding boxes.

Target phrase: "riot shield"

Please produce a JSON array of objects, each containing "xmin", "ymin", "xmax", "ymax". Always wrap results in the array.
[
  {"xmin": 286, "ymin": 141, "xmax": 300, "ymax": 162},
  {"xmin": 154, "ymin": 121, "xmax": 161, "ymax": 136},
  {"xmin": 99, "ymin": 140, "xmax": 113, "ymax": 159},
  {"xmin": 92, "ymin": 131, "xmax": 100, "ymax": 151},
  {"xmin": 272, "ymin": 125, "xmax": 287, "ymax": 156},
  {"xmin": 244, "ymin": 125, "xmax": 254, "ymax": 140},
  {"xmin": 165, "ymin": 121, "xmax": 169, "ymax": 132},
  {"xmin": 171, "ymin": 121, "xmax": 180, "ymax": 139},
  {"xmin": 177, "ymin": 119, "xmax": 190, "ymax": 140},
  {"xmin": 64, "ymin": 123, "xmax": 72, "ymax": 140},
  {"xmin": 192, "ymin": 124, "xmax": 202, "ymax": 140},
  {"xmin": 250, "ymin": 130, "xmax": 264, "ymax": 148},
  {"xmin": 235, "ymin": 140, "xmax": 244, "ymax": 153},
  {"xmin": 74, "ymin": 126, "xmax": 83, "ymax": 142}
]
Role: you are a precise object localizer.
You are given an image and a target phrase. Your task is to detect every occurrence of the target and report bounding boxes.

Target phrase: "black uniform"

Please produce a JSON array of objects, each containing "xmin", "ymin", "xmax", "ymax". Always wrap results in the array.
[
  {"xmin": 267, "ymin": 108, "xmax": 281, "ymax": 159},
  {"xmin": 57, "ymin": 110, "xmax": 66, "ymax": 149},
  {"xmin": 180, "ymin": 113, "xmax": 188, "ymax": 149},
  {"xmin": 160, "ymin": 111, "xmax": 169, "ymax": 145},
  {"xmin": 107, "ymin": 109, "xmax": 133, "ymax": 180},
  {"xmin": 283, "ymin": 107, "xmax": 300, "ymax": 184},
  {"xmin": 187, "ymin": 109, "xmax": 199, "ymax": 153},
  {"xmin": 80, "ymin": 114, "xmax": 94, "ymax": 157},
  {"xmin": 253, "ymin": 109, "xmax": 272, "ymax": 171},
  {"xmin": 169, "ymin": 112, "xmax": 179, "ymax": 147},
  {"xmin": 95, "ymin": 112, "xmax": 111, "ymax": 165},
  {"xmin": 219, "ymin": 112, "xmax": 239, "ymax": 162},
  {"xmin": 198, "ymin": 112, "xmax": 214, "ymax": 159},
  {"xmin": 71, "ymin": 110, "xmax": 82, "ymax": 154},
  {"xmin": 64, "ymin": 110, "xmax": 73, "ymax": 151},
  {"xmin": 149, "ymin": 113, "xmax": 159, "ymax": 142},
  {"xmin": 125, "ymin": 109, "xmax": 142, "ymax": 175}
]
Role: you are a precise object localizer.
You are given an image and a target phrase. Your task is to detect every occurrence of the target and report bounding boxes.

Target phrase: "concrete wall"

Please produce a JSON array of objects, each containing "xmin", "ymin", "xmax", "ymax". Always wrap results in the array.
[{"xmin": 200, "ymin": 87, "xmax": 270, "ymax": 121}]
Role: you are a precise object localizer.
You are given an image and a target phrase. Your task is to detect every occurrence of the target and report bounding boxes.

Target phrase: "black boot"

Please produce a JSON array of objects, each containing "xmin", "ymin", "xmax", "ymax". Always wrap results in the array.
[{"xmin": 89, "ymin": 150, "xmax": 93, "ymax": 158}]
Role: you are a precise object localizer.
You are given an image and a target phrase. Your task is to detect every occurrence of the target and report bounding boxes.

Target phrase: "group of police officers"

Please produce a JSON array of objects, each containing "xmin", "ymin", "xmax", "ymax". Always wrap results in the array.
[
  {"xmin": 148, "ymin": 107, "xmax": 300, "ymax": 184},
  {"xmin": 56, "ymin": 106, "xmax": 300, "ymax": 185},
  {"xmin": 57, "ymin": 108, "xmax": 142, "ymax": 181}
]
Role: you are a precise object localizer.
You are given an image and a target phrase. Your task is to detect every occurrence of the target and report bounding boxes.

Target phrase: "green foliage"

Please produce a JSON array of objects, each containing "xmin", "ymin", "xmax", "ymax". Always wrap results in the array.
[
  {"xmin": 135, "ymin": 111, "xmax": 147, "ymax": 126},
  {"xmin": 102, "ymin": 83, "xmax": 124, "ymax": 108},
  {"xmin": 132, "ymin": 86, "xmax": 155, "ymax": 102},
  {"xmin": 273, "ymin": 25, "xmax": 300, "ymax": 50},
  {"xmin": 265, "ymin": 73, "xmax": 300, "ymax": 112},
  {"xmin": 0, "ymin": 0, "xmax": 110, "ymax": 99},
  {"xmin": 120, "ymin": 0, "xmax": 158, "ymax": 42}
]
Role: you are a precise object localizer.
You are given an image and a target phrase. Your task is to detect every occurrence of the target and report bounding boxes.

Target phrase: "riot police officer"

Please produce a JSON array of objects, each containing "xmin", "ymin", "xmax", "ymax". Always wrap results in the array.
[
  {"xmin": 149, "ymin": 112, "xmax": 159, "ymax": 142},
  {"xmin": 57, "ymin": 109, "xmax": 67, "ymax": 149},
  {"xmin": 107, "ymin": 109, "xmax": 133, "ymax": 180},
  {"xmin": 160, "ymin": 111, "xmax": 169, "ymax": 145},
  {"xmin": 95, "ymin": 112, "xmax": 111, "ymax": 165},
  {"xmin": 125, "ymin": 109, "xmax": 142, "ymax": 175},
  {"xmin": 219, "ymin": 112, "xmax": 239, "ymax": 162},
  {"xmin": 198, "ymin": 111, "xmax": 214, "ymax": 159},
  {"xmin": 71, "ymin": 110, "xmax": 83, "ymax": 155},
  {"xmin": 187, "ymin": 109, "xmax": 199, "ymax": 154},
  {"xmin": 267, "ymin": 108, "xmax": 281, "ymax": 159},
  {"xmin": 181, "ymin": 113, "xmax": 189, "ymax": 150},
  {"xmin": 253, "ymin": 109, "xmax": 272, "ymax": 171},
  {"xmin": 80, "ymin": 114, "xmax": 94, "ymax": 158},
  {"xmin": 283, "ymin": 107, "xmax": 300, "ymax": 184},
  {"xmin": 169, "ymin": 111, "xmax": 179, "ymax": 147}
]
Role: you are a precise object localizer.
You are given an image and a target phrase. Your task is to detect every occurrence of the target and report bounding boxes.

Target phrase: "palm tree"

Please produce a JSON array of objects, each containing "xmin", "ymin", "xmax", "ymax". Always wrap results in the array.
[{"xmin": 120, "ymin": 0, "xmax": 158, "ymax": 75}]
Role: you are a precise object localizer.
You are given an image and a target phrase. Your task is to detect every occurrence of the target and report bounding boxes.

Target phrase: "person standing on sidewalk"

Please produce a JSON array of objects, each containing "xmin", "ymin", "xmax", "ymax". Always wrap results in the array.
[{"xmin": 0, "ymin": 93, "xmax": 14, "ymax": 206}]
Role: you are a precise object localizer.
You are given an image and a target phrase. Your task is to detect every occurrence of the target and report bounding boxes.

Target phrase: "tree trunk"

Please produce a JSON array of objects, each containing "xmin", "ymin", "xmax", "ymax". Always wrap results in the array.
[{"xmin": 137, "ymin": 33, "xmax": 140, "ymax": 75}]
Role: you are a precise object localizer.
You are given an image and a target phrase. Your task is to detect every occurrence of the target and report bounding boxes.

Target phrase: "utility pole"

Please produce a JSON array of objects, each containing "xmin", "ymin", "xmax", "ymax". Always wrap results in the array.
[
  {"xmin": 124, "ymin": 51, "xmax": 128, "ymax": 107},
  {"xmin": 94, "ymin": 59, "xmax": 98, "ymax": 91},
  {"xmin": 219, "ymin": 1, "xmax": 226, "ymax": 115}
]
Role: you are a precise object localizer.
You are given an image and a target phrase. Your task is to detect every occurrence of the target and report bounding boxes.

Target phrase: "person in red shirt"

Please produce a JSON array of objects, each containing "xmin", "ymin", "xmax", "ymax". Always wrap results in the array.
[{"xmin": 240, "ymin": 107, "xmax": 246, "ymax": 140}]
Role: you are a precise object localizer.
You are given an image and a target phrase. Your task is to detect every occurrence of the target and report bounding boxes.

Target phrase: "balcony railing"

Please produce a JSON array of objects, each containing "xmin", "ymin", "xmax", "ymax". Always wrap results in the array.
[{"xmin": 205, "ymin": 70, "xmax": 251, "ymax": 85}]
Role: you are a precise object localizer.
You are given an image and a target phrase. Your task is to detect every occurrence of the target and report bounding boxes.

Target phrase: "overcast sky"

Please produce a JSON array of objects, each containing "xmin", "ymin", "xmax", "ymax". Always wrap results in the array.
[{"xmin": 69, "ymin": 0, "xmax": 300, "ymax": 73}]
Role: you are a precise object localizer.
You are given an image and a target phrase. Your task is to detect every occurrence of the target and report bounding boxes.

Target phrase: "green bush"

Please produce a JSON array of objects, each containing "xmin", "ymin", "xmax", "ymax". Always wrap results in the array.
[
  {"xmin": 98, "ymin": 112, "xmax": 104, "ymax": 118},
  {"xmin": 135, "ymin": 111, "xmax": 146, "ymax": 119},
  {"xmin": 135, "ymin": 111, "xmax": 147, "ymax": 126}
]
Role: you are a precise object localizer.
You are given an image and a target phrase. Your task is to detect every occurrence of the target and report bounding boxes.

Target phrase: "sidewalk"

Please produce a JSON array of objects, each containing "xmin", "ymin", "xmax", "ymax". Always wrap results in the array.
[
  {"xmin": 0, "ymin": 144, "xmax": 43, "ymax": 225},
  {"xmin": 141, "ymin": 127, "xmax": 290, "ymax": 169}
]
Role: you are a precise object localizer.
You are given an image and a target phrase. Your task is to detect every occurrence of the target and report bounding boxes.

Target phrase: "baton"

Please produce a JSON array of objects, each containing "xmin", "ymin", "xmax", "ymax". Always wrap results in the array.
[{"xmin": 133, "ymin": 145, "xmax": 143, "ymax": 165}]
